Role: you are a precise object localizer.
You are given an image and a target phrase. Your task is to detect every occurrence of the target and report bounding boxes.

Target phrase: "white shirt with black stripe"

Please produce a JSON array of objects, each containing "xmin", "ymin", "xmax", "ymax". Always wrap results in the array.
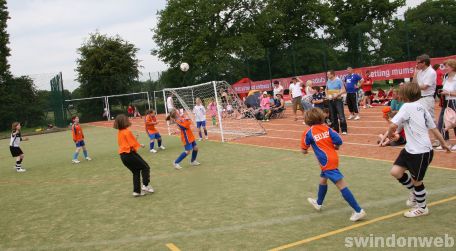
[
  {"xmin": 10, "ymin": 132, "xmax": 22, "ymax": 147},
  {"xmin": 391, "ymin": 102, "xmax": 436, "ymax": 154}
]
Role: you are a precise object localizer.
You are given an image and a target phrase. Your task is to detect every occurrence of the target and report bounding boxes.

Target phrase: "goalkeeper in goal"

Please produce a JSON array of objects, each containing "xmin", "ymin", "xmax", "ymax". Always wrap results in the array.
[{"xmin": 193, "ymin": 97, "xmax": 208, "ymax": 141}]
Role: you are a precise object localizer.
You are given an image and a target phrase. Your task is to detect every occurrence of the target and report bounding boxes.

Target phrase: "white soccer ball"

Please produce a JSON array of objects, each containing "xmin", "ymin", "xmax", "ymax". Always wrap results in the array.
[
  {"xmin": 111, "ymin": 116, "xmax": 114, "ymax": 120},
  {"xmin": 180, "ymin": 62, "xmax": 189, "ymax": 72}
]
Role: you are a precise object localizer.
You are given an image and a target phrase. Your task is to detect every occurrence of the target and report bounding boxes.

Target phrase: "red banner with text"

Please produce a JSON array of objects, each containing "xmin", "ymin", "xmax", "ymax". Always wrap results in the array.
[{"xmin": 231, "ymin": 55, "xmax": 456, "ymax": 93}]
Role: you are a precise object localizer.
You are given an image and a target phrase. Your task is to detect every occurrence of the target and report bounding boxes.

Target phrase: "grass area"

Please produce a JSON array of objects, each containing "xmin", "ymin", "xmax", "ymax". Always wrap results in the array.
[{"xmin": 0, "ymin": 126, "xmax": 455, "ymax": 250}]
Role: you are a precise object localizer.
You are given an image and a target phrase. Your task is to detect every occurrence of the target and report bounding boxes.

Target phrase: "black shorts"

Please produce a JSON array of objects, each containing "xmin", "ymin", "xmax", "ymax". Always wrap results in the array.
[
  {"xmin": 10, "ymin": 146, "xmax": 23, "ymax": 157},
  {"xmin": 393, "ymin": 149, "xmax": 433, "ymax": 181},
  {"xmin": 364, "ymin": 91, "xmax": 372, "ymax": 96}
]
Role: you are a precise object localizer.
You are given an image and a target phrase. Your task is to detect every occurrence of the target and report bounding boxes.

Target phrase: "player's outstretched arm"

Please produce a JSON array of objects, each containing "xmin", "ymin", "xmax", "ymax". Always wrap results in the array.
[{"xmin": 430, "ymin": 128, "xmax": 451, "ymax": 152}]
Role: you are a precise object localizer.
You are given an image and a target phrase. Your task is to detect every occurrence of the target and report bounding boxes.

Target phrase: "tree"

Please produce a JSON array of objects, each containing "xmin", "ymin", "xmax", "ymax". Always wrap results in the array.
[
  {"xmin": 379, "ymin": 0, "xmax": 456, "ymax": 62},
  {"xmin": 0, "ymin": 0, "xmax": 11, "ymax": 82},
  {"xmin": 322, "ymin": 0, "xmax": 405, "ymax": 67},
  {"xmin": 0, "ymin": 76, "xmax": 44, "ymax": 130},
  {"xmin": 76, "ymin": 32, "xmax": 140, "ymax": 97},
  {"xmin": 252, "ymin": 0, "xmax": 334, "ymax": 78},
  {"xmin": 153, "ymin": 0, "xmax": 266, "ymax": 85},
  {"xmin": 153, "ymin": 0, "xmax": 342, "ymax": 85}
]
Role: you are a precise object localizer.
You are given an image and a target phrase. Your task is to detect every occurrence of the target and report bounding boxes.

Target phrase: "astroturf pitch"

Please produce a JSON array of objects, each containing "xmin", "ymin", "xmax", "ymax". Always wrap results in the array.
[{"xmin": 1, "ymin": 126, "xmax": 455, "ymax": 250}]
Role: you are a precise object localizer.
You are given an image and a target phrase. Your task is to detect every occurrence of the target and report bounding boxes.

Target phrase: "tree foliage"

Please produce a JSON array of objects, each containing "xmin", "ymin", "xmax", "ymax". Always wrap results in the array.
[
  {"xmin": 327, "ymin": 0, "xmax": 405, "ymax": 67},
  {"xmin": 76, "ymin": 32, "xmax": 140, "ymax": 97},
  {"xmin": 0, "ymin": 76, "xmax": 44, "ymax": 130},
  {"xmin": 153, "ymin": 0, "xmax": 265, "ymax": 85},
  {"xmin": 0, "ymin": 0, "xmax": 11, "ymax": 82},
  {"xmin": 380, "ymin": 0, "xmax": 456, "ymax": 62},
  {"xmin": 153, "ymin": 0, "xmax": 409, "ymax": 85}
]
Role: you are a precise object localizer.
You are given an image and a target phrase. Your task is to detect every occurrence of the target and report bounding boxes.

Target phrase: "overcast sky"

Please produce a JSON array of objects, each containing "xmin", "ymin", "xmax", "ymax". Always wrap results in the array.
[{"xmin": 6, "ymin": 0, "xmax": 424, "ymax": 91}]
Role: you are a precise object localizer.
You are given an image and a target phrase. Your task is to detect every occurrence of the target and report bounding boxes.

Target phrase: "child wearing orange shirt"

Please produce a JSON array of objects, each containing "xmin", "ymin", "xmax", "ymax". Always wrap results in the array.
[
  {"xmin": 145, "ymin": 109, "xmax": 165, "ymax": 153},
  {"xmin": 302, "ymin": 108, "xmax": 366, "ymax": 222},
  {"xmin": 71, "ymin": 116, "xmax": 91, "ymax": 164},
  {"xmin": 114, "ymin": 114, "xmax": 154, "ymax": 197},
  {"xmin": 166, "ymin": 110, "xmax": 200, "ymax": 169}
]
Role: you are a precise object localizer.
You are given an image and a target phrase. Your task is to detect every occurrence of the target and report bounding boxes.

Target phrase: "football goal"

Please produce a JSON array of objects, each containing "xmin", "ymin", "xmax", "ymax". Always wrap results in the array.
[{"xmin": 163, "ymin": 81, "xmax": 265, "ymax": 142}]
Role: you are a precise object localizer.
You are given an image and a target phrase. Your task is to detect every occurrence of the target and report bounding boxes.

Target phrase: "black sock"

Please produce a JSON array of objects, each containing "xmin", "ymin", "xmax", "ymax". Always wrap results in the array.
[
  {"xmin": 414, "ymin": 184, "xmax": 427, "ymax": 209},
  {"xmin": 398, "ymin": 173, "xmax": 413, "ymax": 190}
]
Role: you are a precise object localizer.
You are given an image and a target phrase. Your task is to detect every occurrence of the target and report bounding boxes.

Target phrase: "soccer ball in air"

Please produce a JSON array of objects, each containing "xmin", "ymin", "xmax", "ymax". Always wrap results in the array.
[{"xmin": 180, "ymin": 62, "xmax": 189, "ymax": 72}]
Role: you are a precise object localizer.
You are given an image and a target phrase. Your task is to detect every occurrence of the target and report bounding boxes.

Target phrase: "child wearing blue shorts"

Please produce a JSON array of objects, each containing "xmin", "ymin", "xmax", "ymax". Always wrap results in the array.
[{"xmin": 301, "ymin": 108, "xmax": 366, "ymax": 222}]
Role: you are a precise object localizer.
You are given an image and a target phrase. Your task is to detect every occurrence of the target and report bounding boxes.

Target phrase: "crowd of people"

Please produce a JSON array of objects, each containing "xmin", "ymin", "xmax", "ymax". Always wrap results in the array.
[{"xmin": 265, "ymin": 55, "xmax": 456, "ymax": 147}]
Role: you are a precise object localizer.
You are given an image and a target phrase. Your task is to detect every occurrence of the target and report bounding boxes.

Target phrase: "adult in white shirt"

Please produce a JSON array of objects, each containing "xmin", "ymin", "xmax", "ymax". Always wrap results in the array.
[
  {"xmin": 289, "ymin": 77, "xmax": 304, "ymax": 121},
  {"xmin": 273, "ymin": 80, "xmax": 284, "ymax": 97},
  {"xmin": 436, "ymin": 59, "xmax": 456, "ymax": 150},
  {"xmin": 383, "ymin": 82, "xmax": 450, "ymax": 218},
  {"xmin": 413, "ymin": 54, "xmax": 437, "ymax": 121}
]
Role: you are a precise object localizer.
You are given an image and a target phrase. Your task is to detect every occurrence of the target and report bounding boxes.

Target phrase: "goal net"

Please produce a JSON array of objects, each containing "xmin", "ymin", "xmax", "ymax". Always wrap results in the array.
[
  {"xmin": 64, "ymin": 96, "xmax": 107, "ymax": 124},
  {"xmin": 163, "ymin": 81, "xmax": 265, "ymax": 142},
  {"xmin": 64, "ymin": 92, "xmax": 151, "ymax": 123},
  {"xmin": 106, "ymin": 92, "xmax": 150, "ymax": 119}
]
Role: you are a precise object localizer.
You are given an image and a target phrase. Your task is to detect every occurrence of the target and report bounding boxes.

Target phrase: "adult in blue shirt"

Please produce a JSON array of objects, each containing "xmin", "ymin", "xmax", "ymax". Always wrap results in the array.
[
  {"xmin": 326, "ymin": 70, "xmax": 347, "ymax": 134},
  {"xmin": 344, "ymin": 67, "xmax": 362, "ymax": 120}
]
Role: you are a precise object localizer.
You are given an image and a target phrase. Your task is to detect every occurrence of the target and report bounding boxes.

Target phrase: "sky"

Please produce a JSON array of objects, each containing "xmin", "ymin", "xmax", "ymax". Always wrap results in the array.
[
  {"xmin": 7, "ymin": 0, "xmax": 168, "ymax": 91},
  {"xmin": 6, "ymin": 0, "xmax": 424, "ymax": 91}
]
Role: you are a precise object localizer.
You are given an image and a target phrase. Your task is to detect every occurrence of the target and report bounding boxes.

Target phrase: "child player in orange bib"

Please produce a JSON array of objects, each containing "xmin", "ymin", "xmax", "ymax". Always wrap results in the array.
[
  {"xmin": 144, "ymin": 109, "xmax": 165, "ymax": 153},
  {"xmin": 301, "ymin": 108, "xmax": 366, "ymax": 222},
  {"xmin": 71, "ymin": 116, "xmax": 91, "ymax": 164},
  {"xmin": 166, "ymin": 110, "xmax": 200, "ymax": 169},
  {"xmin": 114, "ymin": 114, "xmax": 154, "ymax": 197}
]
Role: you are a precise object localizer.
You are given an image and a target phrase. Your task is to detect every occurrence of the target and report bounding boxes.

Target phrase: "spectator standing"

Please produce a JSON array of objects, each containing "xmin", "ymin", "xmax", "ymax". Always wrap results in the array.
[
  {"xmin": 326, "ymin": 70, "xmax": 348, "ymax": 134},
  {"xmin": 433, "ymin": 64, "xmax": 444, "ymax": 99},
  {"xmin": 344, "ymin": 67, "xmax": 362, "ymax": 120},
  {"xmin": 289, "ymin": 77, "xmax": 304, "ymax": 121},
  {"xmin": 361, "ymin": 70, "xmax": 374, "ymax": 108},
  {"xmin": 412, "ymin": 54, "xmax": 437, "ymax": 121},
  {"xmin": 436, "ymin": 59, "xmax": 456, "ymax": 151},
  {"xmin": 127, "ymin": 105, "xmax": 134, "ymax": 118},
  {"xmin": 273, "ymin": 80, "xmax": 284, "ymax": 97}
]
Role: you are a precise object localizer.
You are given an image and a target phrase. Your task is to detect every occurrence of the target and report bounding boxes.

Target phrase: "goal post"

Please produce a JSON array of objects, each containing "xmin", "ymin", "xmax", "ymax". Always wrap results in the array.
[
  {"xmin": 163, "ymin": 81, "xmax": 265, "ymax": 142},
  {"xmin": 64, "ymin": 91, "xmax": 151, "ymax": 123},
  {"xmin": 106, "ymin": 92, "xmax": 150, "ymax": 119},
  {"xmin": 212, "ymin": 81, "xmax": 225, "ymax": 142},
  {"xmin": 64, "ymin": 95, "xmax": 107, "ymax": 123}
]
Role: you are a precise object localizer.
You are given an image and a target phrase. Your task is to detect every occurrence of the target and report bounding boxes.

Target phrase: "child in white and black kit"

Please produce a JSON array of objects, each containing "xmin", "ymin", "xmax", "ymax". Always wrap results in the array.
[
  {"xmin": 10, "ymin": 122, "xmax": 29, "ymax": 172},
  {"xmin": 381, "ymin": 83, "xmax": 450, "ymax": 218}
]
